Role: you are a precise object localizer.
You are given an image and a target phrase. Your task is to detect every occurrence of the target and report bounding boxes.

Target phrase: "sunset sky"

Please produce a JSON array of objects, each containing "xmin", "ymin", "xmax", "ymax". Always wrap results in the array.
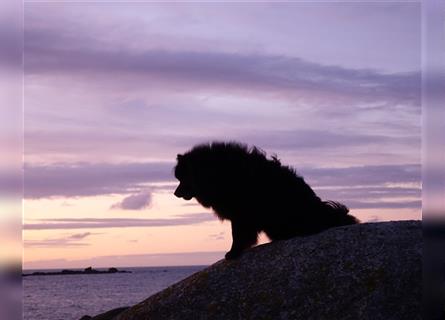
[{"xmin": 23, "ymin": 2, "xmax": 421, "ymax": 269}]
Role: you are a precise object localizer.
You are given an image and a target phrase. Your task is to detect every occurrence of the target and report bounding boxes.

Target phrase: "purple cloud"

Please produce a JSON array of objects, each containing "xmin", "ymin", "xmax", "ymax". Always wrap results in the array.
[
  {"xmin": 24, "ymin": 38, "xmax": 420, "ymax": 106},
  {"xmin": 0, "ymin": 169, "xmax": 22, "ymax": 198},
  {"xmin": 24, "ymin": 251, "xmax": 225, "ymax": 269},
  {"xmin": 23, "ymin": 161, "xmax": 420, "ymax": 210},
  {"xmin": 23, "ymin": 7, "xmax": 420, "ymax": 107},
  {"xmin": 244, "ymin": 129, "xmax": 419, "ymax": 151},
  {"xmin": 344, "ymin": 200, "xmax": 421, "ymax": 210},
  {"xmin": 367, "ymin": 216, "xmax": 380, "ymax": 223},
  {"xmin": 24, "ymin": 232, "xmax": 99, "ymax": 248},
  {"xmin": 0, "ymin": 6, "xmax": 22, "ymax": 72},
  {"xmin": 111, "ymin": 190, "xmax": 152, "ymax": 210},
  {"xmin": 68, "ymin": 232, "xmax": 95, "ymax": 240},
  {"xmin": 24, "ymin": 241, "xmax": 89, "ymax": 248},
  {"xmin": 24, "ymin": 162, "xmax": 173, "ymax": 199},
  {"xmin": 209, "ymin": 232, "xmax": 225, "ymax": 241},
  {"xmin": 24, "ymin": 213, "xmax": 214, "ymax": 230},
  {"xmin": 299, "ymin": 164, "xmax": 420, "ymax": 187},
  {"xmin": 314, "ymin": 186, "xmax": 420, "ymax": 210},
  {"xmin": 24, "ymin": 127, "xmax": 419, "ymax": 165},
  {"xmin": 23, "ymin": 8, "xmax": 420, "ymax": 180},
  {"xmin": 301, "ymin": 164, "xmax": 421, "ymax": 210}
]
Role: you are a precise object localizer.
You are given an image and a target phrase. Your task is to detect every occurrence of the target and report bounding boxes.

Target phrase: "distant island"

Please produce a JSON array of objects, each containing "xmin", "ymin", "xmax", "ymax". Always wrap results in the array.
[{"xmin": 22, "ymin": 266, "xmax": 132, "ymax": 277}]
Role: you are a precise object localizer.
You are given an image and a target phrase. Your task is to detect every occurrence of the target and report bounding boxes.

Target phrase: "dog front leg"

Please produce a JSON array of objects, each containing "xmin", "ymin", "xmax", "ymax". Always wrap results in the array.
[{"xmin": 225, "ymin": 219, "xmax": 258, "ymax": 260}]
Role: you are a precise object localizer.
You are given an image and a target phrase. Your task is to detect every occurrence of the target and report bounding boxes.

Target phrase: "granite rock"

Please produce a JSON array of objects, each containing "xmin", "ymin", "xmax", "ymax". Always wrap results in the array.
[{"xmin": 92, "ymin": 221, "xmax": 422, "ymax": 320}]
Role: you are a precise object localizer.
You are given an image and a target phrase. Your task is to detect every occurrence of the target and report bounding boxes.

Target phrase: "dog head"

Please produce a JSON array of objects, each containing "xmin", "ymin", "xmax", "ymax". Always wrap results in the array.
[
  {"xmin": 174, "ymin": 154, "xmax": 194, "ymax": 200},
  {"xmin": 174, "ymin": 153, "xmax": 214, "ymax": 208}
]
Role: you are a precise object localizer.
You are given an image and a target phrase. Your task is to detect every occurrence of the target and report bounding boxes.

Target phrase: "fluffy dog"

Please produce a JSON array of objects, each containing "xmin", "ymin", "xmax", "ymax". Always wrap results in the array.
[{"xmin": 174, "ymin": 142, "xmax": 359, "ymax": 259}]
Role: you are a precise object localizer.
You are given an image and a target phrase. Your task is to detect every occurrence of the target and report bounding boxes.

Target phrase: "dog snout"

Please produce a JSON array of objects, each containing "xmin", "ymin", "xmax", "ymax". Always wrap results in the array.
[
  {"xmin": 174, "ymin": 187, "xmax": 182, "ymax": 198},
  {"xmin": 174, "ymin": 187, "xmax": 193, "ymax": 201}
]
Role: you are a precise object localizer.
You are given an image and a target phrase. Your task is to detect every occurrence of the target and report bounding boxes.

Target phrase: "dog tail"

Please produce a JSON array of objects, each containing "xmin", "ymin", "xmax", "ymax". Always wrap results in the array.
[{"xmin": 322, "ymin": 200, "xmax": 360, "ymax": 225}]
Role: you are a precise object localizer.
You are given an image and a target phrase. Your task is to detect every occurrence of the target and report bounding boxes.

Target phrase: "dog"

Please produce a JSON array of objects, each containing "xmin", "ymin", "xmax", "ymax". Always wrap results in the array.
[{"xmin": 174, "ymin": 141, "xmax": 359, "ymax": 259}]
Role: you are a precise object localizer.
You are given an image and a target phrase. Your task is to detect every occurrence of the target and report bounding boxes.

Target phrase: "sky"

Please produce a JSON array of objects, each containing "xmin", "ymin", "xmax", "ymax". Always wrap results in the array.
[{"xmin": 23, "ymin": 2, "xmax": 421, "ymax": 269}]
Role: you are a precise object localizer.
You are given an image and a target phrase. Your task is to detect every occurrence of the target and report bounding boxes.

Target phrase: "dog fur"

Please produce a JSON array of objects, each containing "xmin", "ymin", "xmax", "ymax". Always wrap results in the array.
[{"xmin": 174, "ymin": 141, "xmax": 359, "ymax": 259}]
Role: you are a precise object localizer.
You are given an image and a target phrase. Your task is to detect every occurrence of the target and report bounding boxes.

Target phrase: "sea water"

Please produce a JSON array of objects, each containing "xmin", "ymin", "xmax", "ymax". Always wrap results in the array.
[{"xmin": 23, "ymin": 266, "xmax": 206, "ymax": 320}]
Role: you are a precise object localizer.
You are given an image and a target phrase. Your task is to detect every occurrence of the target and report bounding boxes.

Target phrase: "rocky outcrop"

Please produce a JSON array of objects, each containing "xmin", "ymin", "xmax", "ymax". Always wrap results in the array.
[
  {"xmin": 80, "ymin": 307, "xmax": 130, "ymax": 320},
  {"xmin": 23, "ymin": 267, "xmax": 131, "ymax": 277},
  {"xmin": 90, "ymin": 221, "xmax": 422, "ymax": 320}
]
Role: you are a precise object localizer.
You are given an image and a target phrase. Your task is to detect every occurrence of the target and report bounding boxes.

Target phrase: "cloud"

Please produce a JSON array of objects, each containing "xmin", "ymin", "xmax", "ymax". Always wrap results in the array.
[
  {"xmin": 24, "ymin": 127, "xmax": 419, "ymax": 168},
  {"xmin": 24, "ymin": 232, "xmax": 99, "ymax": 248},
  {"xmin": 313, "ymin": 186, "xmax": 420, "ymax": 210},
  {"xmin": 24, "ymin": 241, "xmax": 89, "ymax": 248},
  {"xmin": 111, "ymin": 190, "xmax": 152, "ymax": 210},
  {"xmin": 300, "ymin": 164, "xmax": 421, "ymax": 210},
  {"xmin": 367, "ymin": 215, "xmax": 380, "ymax": 223},
  {"xmin": 0, "ymin": 6, "xmax": 22, "ymax": 72},
  {"xmin": 24, "ymin": 36, "xmax": 420, "ymax": 106},
  {"xmin": 24, "ymin": 212, "xmax": 213, "ymax": 230},
  {"xmin": 209, "ymin": 232, "xmax": 225, "ymax": 241},
  {"xmin": 23, "ymin": 16, "xmax": 420, "ymax": 174},
  {"xmin": 24, "ymin": 162, "xmax": 173, "ymax": 199},
  {"xmin": 0, "ymin": 169, "xmax": 22, "ymax": 198},
  {"xmin": 317, "ymin": 186, "xmax": 420, "ymax": 199},
  {"xmin": 300, "ymin": 164, "xmax": 420, "ymax": 187},
  {"xmin": 24, "ymin": 251, "xmax": 225, "ymax": 269},
  {"xmin": 244, "ymin": 129, "xmax": 419, "ymax": 151},
  {"xmin": 23, "ymin": 162, "xmax": 420, "ymax": 212},
  {"xmin": 68, "ymin": 232, "xmax": 94, "ymax": 240},
  {"xmin": 24, "ymin": 16, "xmax": 420, "ymax": 107},
  {"xmin": 344, "ymin": 200, "xmax": 421, "ymax": 210}
]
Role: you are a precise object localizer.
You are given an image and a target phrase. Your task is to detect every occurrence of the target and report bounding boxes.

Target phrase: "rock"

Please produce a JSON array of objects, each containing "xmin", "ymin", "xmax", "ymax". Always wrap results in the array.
[
  {"xmin": 84, "ymin": 307, "xmax": 129, "ymax": 320},
  {"xmin": 84, "ymin": 266, "xmax": 97, "ymax": 273},
  {"xmin": 95, "ymin": 221, "xmax": 422, "ymax": 320},
  {"xmin": 61, "ymin": 269, "xmax": 77, "ymax": 275},
  {"xmin": 24, "ymin": 267, "xmax": 132, "ymax": 278}
]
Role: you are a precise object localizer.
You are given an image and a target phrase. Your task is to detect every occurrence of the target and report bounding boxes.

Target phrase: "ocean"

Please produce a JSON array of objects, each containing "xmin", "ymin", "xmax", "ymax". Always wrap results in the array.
[{"xmin": 23, "ymin": 266, "xmax": 207, "ymax": 320}]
